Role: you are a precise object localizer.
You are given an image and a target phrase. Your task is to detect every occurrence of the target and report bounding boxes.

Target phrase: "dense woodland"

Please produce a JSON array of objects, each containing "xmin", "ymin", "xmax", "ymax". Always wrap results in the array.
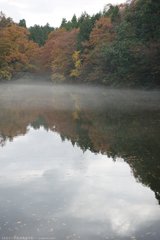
[{"xmin": 0, "ymin": 0, "xmax": 160, "ymax": 88}]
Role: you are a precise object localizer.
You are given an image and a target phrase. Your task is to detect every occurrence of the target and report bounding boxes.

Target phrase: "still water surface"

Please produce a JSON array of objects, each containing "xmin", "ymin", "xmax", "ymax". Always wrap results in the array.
[{"xmin": 0, "ymin": 78, "xmax": 160, "ymax": 239}]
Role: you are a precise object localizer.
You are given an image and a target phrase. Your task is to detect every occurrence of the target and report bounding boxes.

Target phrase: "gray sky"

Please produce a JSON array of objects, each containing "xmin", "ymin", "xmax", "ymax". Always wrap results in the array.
[{"xmin": 0, "ymin": 0, "xmax": 125, "ymax": 28}]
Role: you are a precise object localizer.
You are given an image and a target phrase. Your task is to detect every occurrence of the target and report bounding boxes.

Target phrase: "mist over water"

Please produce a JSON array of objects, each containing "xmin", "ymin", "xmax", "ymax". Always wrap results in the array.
[
  {"xmin": 0, "ymin": 77, "xmax": 160, "ymax": 239},
  {"xmin": 1, "ymin": 76, "xmax": 160, "ymax": 110}
]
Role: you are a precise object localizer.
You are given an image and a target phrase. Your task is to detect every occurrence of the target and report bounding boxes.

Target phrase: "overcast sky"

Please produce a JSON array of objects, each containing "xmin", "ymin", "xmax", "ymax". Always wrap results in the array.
[{"xmin": 1, "ymin": 0, "xmax": 125, "ymax": 28}]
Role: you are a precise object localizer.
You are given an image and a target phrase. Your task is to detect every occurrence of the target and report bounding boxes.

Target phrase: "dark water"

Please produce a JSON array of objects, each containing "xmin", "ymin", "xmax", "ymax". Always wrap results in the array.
[{"xmin": 0, "ymin": 78, "xmax": 160, "ymax": 240}]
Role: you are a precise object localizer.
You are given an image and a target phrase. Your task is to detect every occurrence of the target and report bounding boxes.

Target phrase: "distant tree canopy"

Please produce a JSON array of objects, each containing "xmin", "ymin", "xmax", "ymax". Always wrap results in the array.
[
  {"xmin": 19, "ymin": 19, "xmax": 26, "ymax": 28},
  {"xmin": 28, "ymin": 23, "xmax": 55, "ymax": 47},
  {"xmin": 18, "ymin": 18, "xmax": 56, "ymax": 47}
]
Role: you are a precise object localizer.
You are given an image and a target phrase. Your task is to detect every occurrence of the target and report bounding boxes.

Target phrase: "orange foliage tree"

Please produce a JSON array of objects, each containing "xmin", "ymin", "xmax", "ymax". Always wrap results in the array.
[
  {"xmin": 40, "ymin": 28, "xmax": 66, "ymax": 73},
  {"xmin": 89, "ymin": 17, "xmax": 114, "ymax": 48},
  {"xmin": 0, "ymin": 13, "xmax": 40, "ymax": 80},
  {"xmin": 0, "ymin": 12, "xmax": 13, "ymax": 79},
  {"xmin": 2, "ymin": 25, "xmax": 40, "ymax": 75},
  {"xmin": 0, "ymin": 11, "xmax": 13, "ymax": 30},
  {"xmin": 41, "ymin": 28, "xmax": 79, "ymax": 81}
]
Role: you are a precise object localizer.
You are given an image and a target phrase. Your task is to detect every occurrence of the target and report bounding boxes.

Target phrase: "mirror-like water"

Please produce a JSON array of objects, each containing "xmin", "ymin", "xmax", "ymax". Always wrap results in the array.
[{"xmin": 0, "ymin": 78, "xmax": 160, "ymax": 239}]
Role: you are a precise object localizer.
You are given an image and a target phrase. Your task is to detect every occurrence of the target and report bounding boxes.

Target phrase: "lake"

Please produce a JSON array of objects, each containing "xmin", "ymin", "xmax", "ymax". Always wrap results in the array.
[{"xmin": 0, "ymin": 77, "xmax": 160, "ymax": 240}]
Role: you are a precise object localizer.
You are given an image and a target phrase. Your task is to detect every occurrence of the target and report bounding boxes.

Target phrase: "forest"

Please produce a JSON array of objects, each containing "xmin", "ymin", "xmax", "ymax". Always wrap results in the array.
[{"xmin": 0, "ymin": 0, "xmax": 160, "ymax": 88}]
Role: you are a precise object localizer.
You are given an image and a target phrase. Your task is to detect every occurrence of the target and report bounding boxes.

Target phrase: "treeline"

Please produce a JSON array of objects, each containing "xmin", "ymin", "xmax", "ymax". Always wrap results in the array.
[
  {"xmin": 0, "ymin": 0, "xmax": 160, "ymax": 88},
  {"xmin": 19, "ymin": 19, "xmax": 55, "ymax": 47},
  {"xmin": 17, "ymin": 13, "xmax": 102, "ymax": 48},
  {"xmin": 18, "ymin": 12, "xmax": 102, "ymax": 47}
]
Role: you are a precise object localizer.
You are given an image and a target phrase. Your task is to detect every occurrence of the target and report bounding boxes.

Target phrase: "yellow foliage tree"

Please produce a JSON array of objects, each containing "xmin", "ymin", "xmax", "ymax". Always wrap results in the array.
[{"xmin": 70, "ymin": 51, "xmax": 82, "ymax": 77}]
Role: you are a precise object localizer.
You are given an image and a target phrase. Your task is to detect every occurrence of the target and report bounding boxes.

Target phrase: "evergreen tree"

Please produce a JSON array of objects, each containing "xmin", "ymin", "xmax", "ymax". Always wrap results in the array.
[
  {"xmin": 71, "ymin": 14, "xmax": 78, "ymax": 28},
  {"xmin": 125, "ymin": 0, "xmax": 160, "ymax": 42},
  {"xmin": 60, "ymin": 18, "xmax": 67, "ymax": 28},
  {"xmin": 76, "ymin": 12, "xmax": 101, "ymax": 52},
  {"xmin": 111, "ymin": 5, "xmax": 121, "ymax": 23},
  {"xmin": 76, "ymin": 17, "xmax": 93, "ymax": 51},
  {"xmin": 28, "ymin": 24, "xmax": 54, "ymax": 46},
  {"xmin": 19, "ymin": 19, "xmax": 26, "ymax": 28}
]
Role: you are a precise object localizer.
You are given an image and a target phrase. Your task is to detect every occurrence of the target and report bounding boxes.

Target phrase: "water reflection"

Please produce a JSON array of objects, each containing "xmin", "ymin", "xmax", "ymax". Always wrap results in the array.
[{"xmin": 0, "ymin": 80, "xmax": 160, "ymax": 239}]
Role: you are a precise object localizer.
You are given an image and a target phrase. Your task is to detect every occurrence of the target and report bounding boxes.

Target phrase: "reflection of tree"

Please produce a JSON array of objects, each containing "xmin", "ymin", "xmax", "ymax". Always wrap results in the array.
[
  {"xmin": 75, "ymin": 118, "xmax": 97, "ymax": 153},
  {"xmin": 99, "ymin": 110, "xmax": 160, "ymax": 205},
  {"xmin": 0, "ymin": 84, "xmax": 160, "ymax": 204},
  {"xmin": 0, "ymin": 132, "xmax": 12, "ymax": 147},
  {"xmin": 31, "ymin": 115, "xmax": 48, "ymax": 131}
]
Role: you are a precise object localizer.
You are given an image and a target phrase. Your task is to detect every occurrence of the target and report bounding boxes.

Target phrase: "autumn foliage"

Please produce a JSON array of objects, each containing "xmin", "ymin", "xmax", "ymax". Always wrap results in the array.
[
  {"xmin": 0, "ymin": 12, "xmax": 40, "ymax": 80},
  {"xmin": 0, "ymin": 0, "xmax": 160, "ymax": 88},
  {"xmin": 41, "ymin": 28, "xmax": 79, "ymax": 81},
  {"xmin": 89, "ymin": 17, "xmax": 114, "ymax": 48}
]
